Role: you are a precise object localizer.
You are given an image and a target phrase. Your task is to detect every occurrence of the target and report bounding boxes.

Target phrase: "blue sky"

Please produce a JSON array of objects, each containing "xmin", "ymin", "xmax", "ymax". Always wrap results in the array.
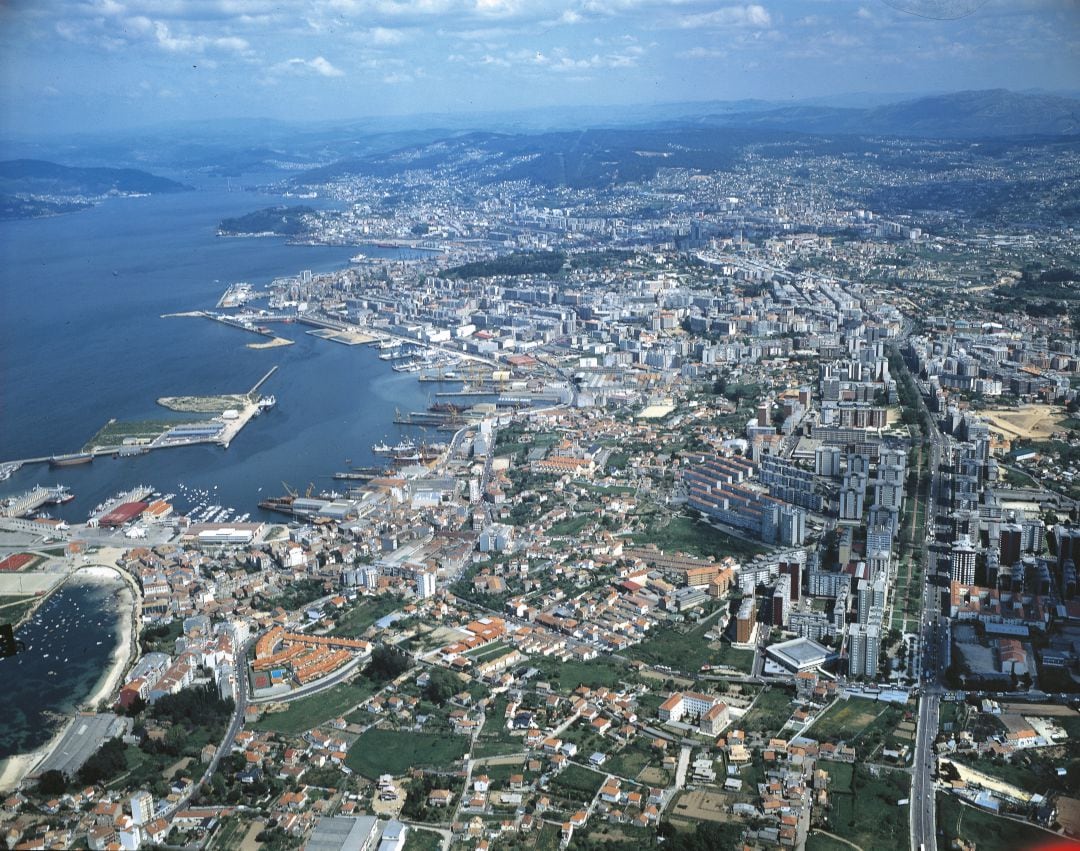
[{"xmin": 1, "ymin": 0, "xmax": 1077, "ymax": 136}]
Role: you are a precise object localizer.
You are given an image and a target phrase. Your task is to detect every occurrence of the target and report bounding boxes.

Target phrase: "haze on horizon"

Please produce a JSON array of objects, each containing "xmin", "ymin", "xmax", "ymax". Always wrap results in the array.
[{"xmin": 1, "ymin": 0, "xmax": 1078, "ymax": 138}]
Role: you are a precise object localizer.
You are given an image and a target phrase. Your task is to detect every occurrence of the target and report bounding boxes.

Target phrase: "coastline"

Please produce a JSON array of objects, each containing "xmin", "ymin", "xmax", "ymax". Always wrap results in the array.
[
  {"xmin": 81, "ymin": 580, "xmax": 135, "ymax": 710},
  {"xmin": 0, "ymin": 563, "xmax": 138, "ymax": 793}
]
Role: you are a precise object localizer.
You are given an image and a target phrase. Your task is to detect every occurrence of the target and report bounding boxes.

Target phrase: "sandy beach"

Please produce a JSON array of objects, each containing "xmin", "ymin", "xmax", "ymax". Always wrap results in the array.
[
  {"xmin": 81, "ymin": 581, "xmax": 135, "ymax": 710},
  {"xmin": 0, "ymin": 564, "xmax": 139, "ymax": 793},
  {"xmin": 0, "ymin": 752, "xmax": 44, "ymax": 793}
]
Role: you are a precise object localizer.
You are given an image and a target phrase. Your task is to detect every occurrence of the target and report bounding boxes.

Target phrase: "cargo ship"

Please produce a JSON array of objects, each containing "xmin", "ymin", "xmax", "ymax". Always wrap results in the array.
[{"xmin": 49, "ymin": 453, "xmax": 94, "ymax": 468}]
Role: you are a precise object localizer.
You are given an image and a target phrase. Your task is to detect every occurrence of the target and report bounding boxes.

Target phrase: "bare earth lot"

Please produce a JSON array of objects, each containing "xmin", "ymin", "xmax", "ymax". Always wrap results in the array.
[{"xmin": 981, "ymin": 405, "xmax": 1066, "ymax": 441}]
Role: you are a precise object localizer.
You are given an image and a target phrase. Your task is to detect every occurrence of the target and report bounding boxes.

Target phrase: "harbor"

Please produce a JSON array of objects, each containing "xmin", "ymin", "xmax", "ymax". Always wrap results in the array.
[{"xmin": 0, "ymin": 368, "xmax": 280, "ymax": 473}]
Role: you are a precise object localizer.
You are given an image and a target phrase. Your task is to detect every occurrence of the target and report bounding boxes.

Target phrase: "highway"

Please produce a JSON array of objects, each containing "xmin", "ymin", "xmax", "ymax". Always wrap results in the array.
[{"xmin": 905, "ymin": 349, "xmax": 947, "ymax": 851}]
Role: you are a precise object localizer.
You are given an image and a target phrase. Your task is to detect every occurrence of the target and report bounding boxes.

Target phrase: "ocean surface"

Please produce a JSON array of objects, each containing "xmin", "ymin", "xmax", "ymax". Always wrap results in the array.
[
  {"xmin": 0, "ymin": 572, "xmax": 125, "ymax": 759},
  {"xmin": 0, "ymin": 177, "xmax": 432, "ymax": 519}
]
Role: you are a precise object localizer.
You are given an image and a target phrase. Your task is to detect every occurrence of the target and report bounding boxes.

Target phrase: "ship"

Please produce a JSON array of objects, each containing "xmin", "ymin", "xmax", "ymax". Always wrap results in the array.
[
  {"xmin": 257, "ymin": 495, "xmax": 297, "ymax": 515},
  {"xmin": 252, "ymin": 395, "xmax": 277, "ymax": 417},
  {"xmin": 44, "ymin": 486, "xmax": 74, "ymax": 504},
  {"xmin": 371, "ymin": 441, "xmax": 393, "ymax": 455},
  {"xmin": 49, "ymin": 453, "xmax": 94, "ymax": 468}
]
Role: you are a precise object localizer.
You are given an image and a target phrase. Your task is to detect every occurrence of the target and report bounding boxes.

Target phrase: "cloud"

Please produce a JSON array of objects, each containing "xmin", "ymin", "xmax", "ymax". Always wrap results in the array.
[
  {"xmin": 150, "ymin": 21, "xmax": 252, "ymax": 54},
  {"xmin": 272, "ymin": 56, "xmax": 345, "ymax": 76},
  {"xmin": 678, "ymin": 5, "xmax": 772, "ymax": 28},
  {"xmin": 367, "ymin": 26, "xmax": 409, "ymax": 44},
  {"xmin": 499, "ymin": 45, "xmax": 643, "ymax": 72},
  {"xmin": 678, "ymin": 46, "xmax": 728, "ymax": 59}
]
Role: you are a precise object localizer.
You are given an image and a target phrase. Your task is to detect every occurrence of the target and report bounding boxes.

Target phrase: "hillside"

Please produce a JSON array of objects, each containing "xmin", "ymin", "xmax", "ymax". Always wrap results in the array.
[{"xmin": 0, "ymin": 159, "xmax": 191, "ymax": 197}]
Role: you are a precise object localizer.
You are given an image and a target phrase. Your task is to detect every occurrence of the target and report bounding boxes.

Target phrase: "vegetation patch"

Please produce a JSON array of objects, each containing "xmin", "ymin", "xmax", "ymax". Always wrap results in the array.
[
  {"xmin": 251, "ymin": 678, "xmax": 376, "ymax": 734},
  {"xmin": 937, "ymin": 792, "xmax": 1055, "ymax": 851},
  {"xmin": 345, "ymin": 729, "xmax": 468, "ymax": 778}
]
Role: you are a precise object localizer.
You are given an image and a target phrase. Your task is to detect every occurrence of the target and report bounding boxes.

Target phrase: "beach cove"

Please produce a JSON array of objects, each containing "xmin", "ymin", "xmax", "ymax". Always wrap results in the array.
[{"xmin": 0, "ymin": 562, "xmax": 136, "ymax": 792}]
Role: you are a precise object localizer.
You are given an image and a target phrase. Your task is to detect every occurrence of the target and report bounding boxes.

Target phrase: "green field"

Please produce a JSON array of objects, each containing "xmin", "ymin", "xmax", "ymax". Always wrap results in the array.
[
  {"xmin": 823, "ymin": 765, "xmax": 910, "ymax": 850},
  {"xmin": 345, "ymin": 729, "xmax": 468, "ymax": 778},
  {"xmin": 402, "ymin": 827, "xmax": 443, "ymax": 851},
  {"xmin": 549, "ymin": 764, "xmax": 606, "ymax": 801},
  {"xmin": 84, "ymin": 418, "xmax": 177, "ymax": 449},
  {"xmin": 626, "ymin": 614, "xmax": 754, "ymax": 676},
  {"xmin": 603, "ymin": 743, "xmax": 659, "ymax": 783},
  {"xmin": 937, "ymin": 793, "xmax": 1056, "ymax": 851},
  {"xmin": 809, "ymin": 698, "xmax": 884, "ymax": 740},
  {"xmin": 631, "ymin": 513, "xmax": 768, "ymax": 559},
  {"xmin": 549, "ymin": 515, "xmax": 592, "ymax": 536},
  {"xmin": 465, "ymin": 641, "xmax": 514, "ymax": 663},
  {"xmin": 329, "ymin": 596, "xmax": 402, "ymax": 637},
  {"xmin": 532, "ymin": 657, "xmax": 638, "ymax": 690},
  {"xmin": 809, "ymin": 698, "xmax": 914, "ymax": 759},
  {"xmin": 250, "ymin": 678, "xmax": 376, "ymax": 734},
  {"xmin": 738, "ymin": 687, "xmax": 794, "ymax": 738},
  {"xmin": 805, "ymin": 833, "xmax": 856, "ymax": 851}
]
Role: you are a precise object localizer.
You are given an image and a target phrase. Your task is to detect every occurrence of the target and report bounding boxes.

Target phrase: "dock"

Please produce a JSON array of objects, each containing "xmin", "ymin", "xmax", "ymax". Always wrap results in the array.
[
  {"xmin": 249, "ymin": 366, "xmax": 278, "ymax": 397},
  {"xmin": 0, "ymin": 485, "xmax": 72, "ymax": 518},
  {"xmin": 87, "ymin": 485, "xmax": 154, "ymax": 526}
]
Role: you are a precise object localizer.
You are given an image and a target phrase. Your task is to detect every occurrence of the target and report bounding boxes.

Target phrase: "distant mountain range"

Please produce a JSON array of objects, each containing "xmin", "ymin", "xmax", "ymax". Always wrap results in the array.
[
  {"xmin": 0, "ymin": 159, "xmax": 191, "ymax": 198},
  {"xmin": 690, "ymin": 89, "xmax": 1080, "ymax": 138}
]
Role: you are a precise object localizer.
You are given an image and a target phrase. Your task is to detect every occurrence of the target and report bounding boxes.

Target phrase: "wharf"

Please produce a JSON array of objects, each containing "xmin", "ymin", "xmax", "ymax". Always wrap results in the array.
[
  {"xmin": 0, "ymin": 369, "xmax": 279, "ymax": 472},
  {"xmin": 0, "ymin": 485, "xmax": 72, "ymax": 519},
  {"xmin": 87, "ymin": 485, "xmax": 154, "ymax": 525},
  {"xmin": 435, "ymin": 389, "xmax": 498, "ymax": 398}
]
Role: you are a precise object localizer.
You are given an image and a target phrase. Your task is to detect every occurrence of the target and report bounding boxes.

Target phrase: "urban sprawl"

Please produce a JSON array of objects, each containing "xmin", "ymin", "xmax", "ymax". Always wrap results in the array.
[{"xmin": 2, "ymin": 135, "xmax": 1080, "ymax": 851}]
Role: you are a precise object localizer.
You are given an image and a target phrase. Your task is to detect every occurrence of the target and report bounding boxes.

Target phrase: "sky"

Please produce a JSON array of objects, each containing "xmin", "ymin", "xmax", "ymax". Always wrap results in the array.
[{"xmin": 0, "ymin": 0, "xmax": 1077, "ymax": 137}]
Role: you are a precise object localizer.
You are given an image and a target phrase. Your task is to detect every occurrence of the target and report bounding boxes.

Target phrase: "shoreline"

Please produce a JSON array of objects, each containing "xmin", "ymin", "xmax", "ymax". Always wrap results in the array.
[
  {"xmin": 0, "ymin": 563, "xmax": 139, "ymax": 793},
  {"xmin": 81, "ymin": 580, "xmax": 135, "ymax": 710}
]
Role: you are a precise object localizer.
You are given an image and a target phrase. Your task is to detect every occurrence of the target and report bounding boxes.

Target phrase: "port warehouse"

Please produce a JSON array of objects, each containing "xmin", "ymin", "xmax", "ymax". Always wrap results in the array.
[
  {"xmin": 162, "ymin": 423, "xmax": 224, "ymax": 440},
  {"xmin": 97, "ymin": 501, "xmax": 148, "ymax": 528}
]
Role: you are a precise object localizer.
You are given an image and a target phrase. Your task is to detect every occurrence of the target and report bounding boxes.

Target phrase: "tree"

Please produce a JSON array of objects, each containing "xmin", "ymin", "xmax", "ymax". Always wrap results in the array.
[
  {"xmin": 78, "ymin": 737, "xmax": 127, "ymax": 786},
  {"xmin": 37, "ymin": 770, "xmax": 67, "ymax": 796},
  {"xmin": 365, "ymin": 645, "xmax": 412, "ymax": 681},
  {"xmin": 421, "ymin": 667, "xmax": 461, "ymax": 706}
]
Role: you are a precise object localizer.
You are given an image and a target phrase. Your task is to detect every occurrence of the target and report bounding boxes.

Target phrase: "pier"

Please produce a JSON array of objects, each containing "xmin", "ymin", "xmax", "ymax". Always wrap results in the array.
[
  {"xmin": 0, "ymin": 485, "xmax": 71, "ymax": 518},
  {"xmin": 249, "ymin": 366, "xmax": 279, "ymax": 397}
]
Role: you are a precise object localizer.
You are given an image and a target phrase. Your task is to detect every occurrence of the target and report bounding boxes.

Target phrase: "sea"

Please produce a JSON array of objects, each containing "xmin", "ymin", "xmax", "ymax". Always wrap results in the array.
[
  {"xmin": 0, "ymin": 571, "xmax": 126, "ymax": 759},
  {"xmin": 0, "ymin": 176, "xmax": 432, "ymax": 520},
  {"xmin": 0, "ymin": 175, "xmax": 434, "ymax": 759}
]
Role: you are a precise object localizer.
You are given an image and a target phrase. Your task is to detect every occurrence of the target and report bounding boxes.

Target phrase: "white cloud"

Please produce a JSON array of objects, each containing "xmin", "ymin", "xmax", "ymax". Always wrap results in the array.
[
  {"xmin": 678, "ymin": 46, "xmax": 727, "ymax": 59},
  {"xmin": 369, "ymin": 26, "xmax": 409, "ymax": 44},
  {"xmin": 678, "ymin": 5, "xmax": 772, "ymax": 29},
  {"xmin": 498, "ymin": 44, "xmax": 643, "ymax": 72},
  {"xmin": 150, "ymin": 21, "xmax": 252, "ymax": 54},
  {"xmin": 271, "ymin": 55, "xmax": 346, "ymax": 76}
]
